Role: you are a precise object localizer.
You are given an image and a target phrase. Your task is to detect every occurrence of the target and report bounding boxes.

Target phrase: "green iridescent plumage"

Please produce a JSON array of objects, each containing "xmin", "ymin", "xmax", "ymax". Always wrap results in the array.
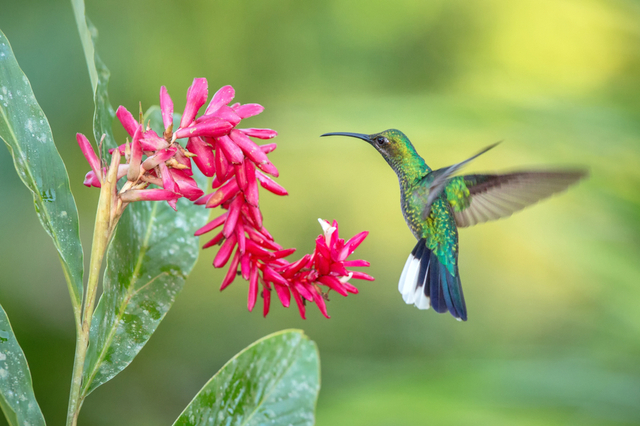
[{"xmin": 321, "ymin": 129, "xmax": 587, "ymax": 321}]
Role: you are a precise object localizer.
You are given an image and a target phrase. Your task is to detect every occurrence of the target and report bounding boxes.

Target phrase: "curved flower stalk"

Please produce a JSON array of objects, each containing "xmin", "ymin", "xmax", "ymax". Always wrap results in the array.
[{"xmin": 77, "ymin": 78, "xmax": 373, "ymax": 319}]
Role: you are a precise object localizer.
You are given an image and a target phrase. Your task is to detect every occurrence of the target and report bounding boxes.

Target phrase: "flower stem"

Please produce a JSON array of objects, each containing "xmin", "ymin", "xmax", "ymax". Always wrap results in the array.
[{"xmin": 66, "ymin": 152, "xmax": 120, "ymax": 426}]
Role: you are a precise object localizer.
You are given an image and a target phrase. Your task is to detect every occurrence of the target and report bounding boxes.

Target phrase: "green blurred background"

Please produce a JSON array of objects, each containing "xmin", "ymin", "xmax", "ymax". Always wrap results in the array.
[{"xmin": 1, "ymin": 0, "xmax": 640, "ymax": 424}]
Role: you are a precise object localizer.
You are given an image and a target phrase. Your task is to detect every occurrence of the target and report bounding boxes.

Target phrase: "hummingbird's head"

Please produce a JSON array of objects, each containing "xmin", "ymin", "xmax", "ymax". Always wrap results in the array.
[{"xmin": 321, "ymin": 129, "xmax": 417, "ymax": 168}]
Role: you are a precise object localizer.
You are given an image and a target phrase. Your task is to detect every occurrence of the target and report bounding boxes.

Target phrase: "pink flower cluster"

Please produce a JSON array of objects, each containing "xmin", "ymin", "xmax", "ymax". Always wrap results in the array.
[{"xmin": 77, "ymin": 78, "xmax": 373, "ymax": 318}]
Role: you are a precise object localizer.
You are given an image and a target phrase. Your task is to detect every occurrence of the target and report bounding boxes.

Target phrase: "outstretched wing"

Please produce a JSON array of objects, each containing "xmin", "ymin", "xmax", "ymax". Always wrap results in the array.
[{"xmin": 448, "ymin": 171, "xmax": 587, "ymax": 228}]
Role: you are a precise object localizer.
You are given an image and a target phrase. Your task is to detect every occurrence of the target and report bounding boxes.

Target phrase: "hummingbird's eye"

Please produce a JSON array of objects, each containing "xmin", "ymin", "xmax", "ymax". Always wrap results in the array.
[{"xmin": 376, "ymin": 136, "xmax": 388, "ymax": 145}]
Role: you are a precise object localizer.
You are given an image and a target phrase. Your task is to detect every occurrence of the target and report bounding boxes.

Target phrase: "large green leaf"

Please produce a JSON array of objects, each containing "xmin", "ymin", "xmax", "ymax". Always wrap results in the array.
[
  {"xmin": 81, "ymin": 107, "xmax": 209, "ymax": 396},
  {"xmin": 71, "ymin": 0, "xmax": 116, "ymax": 153},
  {"xmin": 0, "ymin": 303, "xmax": 46, "ymax": 426},
  {"xmin": 0, "ymin": 30, "xmax": 84, "ymax": 310},
  {"xmin": 173, "ymin": 330, "xmax": 320, "ymax": 426}
]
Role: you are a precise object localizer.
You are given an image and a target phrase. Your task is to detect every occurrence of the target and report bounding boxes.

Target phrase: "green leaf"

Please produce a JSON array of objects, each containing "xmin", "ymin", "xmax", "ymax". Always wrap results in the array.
[
  {"xmin": 0, "ymin": 303, "xmax": 46, "ymax": 426},
  {"xmin": 0, "ymin": 30, "xmax": 84, "ymax": 310},
  {"xmin": 82, "ymin": 107, "xmax": 209, "ymax": 396},
  {"xmin": 173, "ymin": 330, "xmax": 320, "ymax": 426},
  {"xmin": 71, "ymin": 0, "xmax": 116, "ymax": 153}
]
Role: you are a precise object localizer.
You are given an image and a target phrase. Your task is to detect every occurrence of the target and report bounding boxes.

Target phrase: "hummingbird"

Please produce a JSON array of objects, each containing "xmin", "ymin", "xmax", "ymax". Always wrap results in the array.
[{"xmin": 321, "ymin": 129, "xmax": 586, "ymax": 321}]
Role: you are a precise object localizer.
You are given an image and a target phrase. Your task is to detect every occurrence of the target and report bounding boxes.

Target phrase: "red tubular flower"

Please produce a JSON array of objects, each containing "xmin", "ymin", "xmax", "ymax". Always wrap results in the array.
[{"xmin": 76, "ymin": 78, "xmax": 373, "ymax": 318}]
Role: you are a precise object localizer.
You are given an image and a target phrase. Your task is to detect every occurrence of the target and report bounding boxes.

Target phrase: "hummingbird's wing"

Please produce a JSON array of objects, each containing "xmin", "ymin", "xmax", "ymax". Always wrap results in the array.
[
  {"xmin": 447, "ymin": 171, "xmax": 587, "ymax": 228},
  {"xmin": 424, "ymin": 143, "xmax": 500, "ymax": 211}
]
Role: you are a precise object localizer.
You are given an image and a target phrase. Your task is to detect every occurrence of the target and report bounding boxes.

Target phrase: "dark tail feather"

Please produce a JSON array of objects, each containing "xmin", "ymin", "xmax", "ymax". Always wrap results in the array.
[{"xmin": 398, "ymin": 239, "xmax": 467, "ymax": 321}]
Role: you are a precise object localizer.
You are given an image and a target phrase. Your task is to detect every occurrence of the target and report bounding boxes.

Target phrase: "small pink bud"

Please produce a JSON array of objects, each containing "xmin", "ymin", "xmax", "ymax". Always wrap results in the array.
[
  {"xmin": 263, "ymin": 283, "xmax": 271, "ymax": 317},
  {"xmin": 222, "ymin": 196, "xmax": 243, "ymax": 238},
  {"xmin": 240, "ymin": 128, "xmax": 278, "ymax": 140},
  {"xmin": 76, "ymin": 133, "xmax": 102, "ymax": 181},
  {"xmin": 206, "ymin": 85, "xmax": 235, "ymax": 115},
  {"xmin": 142, "ymin": 147, "xmax": 177, "ymax": 170},
  {"xmin": 217, "ymin": 135, "xmax": 245, "ymax": 164},
  {"xmin": 174, "ymin": 117, "xmax": 233, "ymax": 139},
  {"xmin": 186, "ymin": 137, "xmax": 215, "ymax": 177},
  {"xmin": 229, "ymin": 129, "xmax": 269, "ymax": 165},
  {"xmin": 259, "ymin": 143, "xmax": 277, "ymax": 153},
  {"xmin": 206, "ymin": 179, "xmax": 239, "ymax": 208},
  {"xmin": 256, "ymin": 160, "xmax": 279, "ymax": 177},
  {"xmin": 171, "ymin": 169, "xmax": 204, "ymax": 201},
  {"xmin": 220, "ymin": 250, "xmax": 240, "ymax": 291},
  {"xmin": 160, "ymin": 86, "xmax": 174, "ymax": 131},
  {"xmin": 312, "ymin": 290, "xmax": 330, "ymax": 319},
  {"xmin": 180, "ymin": 77, "xmax": 208, "ymax": 128},
  {"xmin": 208, "ymin": 105, "xmax": 241, "ymax": 126},
  {"xmin": 248, "ymin": 262, "xmax": 259, "ymax": 311},
  {"xmin": 233, "ymin": 103, "xmax": 264, "ymax": 119},
  {"xmin": 273, "ymin": 283, "xmax": 291, "ymax": 308},
  {"xmin": 213, "ymin": 233, "xmax": 237, "ymax": 268},
  {"xmin": 256, "ymin": 171, "xmax": 288, "ymax": 196},
  {"xmin": 203, "ymin": 231, "xmax": 224, "ymax": 249},
  {"xmin": 116, "ymin": 106, "xmax": 139, "ymax": 137},
  {"xmin": 194, "ymin": 192, "xmax": 214, "ymax": 205},
  {"xmin": 83, "ymin": 170, "xmax": 101, "ymax": 188},
  {"xmin": 195, "ymin": 212, "xmax": 228, "ymax": 236},
  {"xmin": 140, "ymin": 130, "xmax": 169, "ymax": 151}
]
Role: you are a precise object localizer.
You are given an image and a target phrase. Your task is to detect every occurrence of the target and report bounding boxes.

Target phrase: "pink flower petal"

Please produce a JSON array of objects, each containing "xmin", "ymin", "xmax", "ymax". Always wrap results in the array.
[
  {"xmin": 213, "ymin": 233, "xmax": 237, "ymax": 268},
  {"xmin": 236, "ymin": 221, "xmax": 246, "ymax": 254},
  {"xmin": 140, "ymin": 130, "xmax": 169, "ymax": 151},
  {"xmin": 248, "ymin": 262, "xmax": 259, "ymax": 311},
  {"xmin": 205, "ymin": 85, "xmax": 235, "ymax": 115},
  {"xmin": 256, "ymin": 171, "xmax": 288, "ymax": 196},
  {"xmin": 76, "ymin": 133, "xmax": 102, "ymax": 180},
  {"xmin": 171, "ymin": 169, "xmax": 204, "ymax": 201},
  {"xmin": 217, "ymin": 135, "xmax": 245, "ymax": 164},
  {"xmin": 142, "ymin": 146, "xmax": 177, "ymax": 170},
  {"xmin": 187, "ymin": 137, "xmax": 216, "ymax": 177},
  {"xmin": 234, "ymin": 163, "xmax": 248, "ymax": 191},
  {"xmin": 174, "ymin": 117, "xmax": 233, "ymax": 139},
  {"xmin": 312, "ymin": 289, "xmax": 330, "ymax": 319},
  {"xmin": 233, "ymin": 103, "xmax": 264, "ymax": 119},
  {"xmin": 240, "ymin": 128, "xmax": 278, "ymax": 140},
  {"xmin": 195, "ymin": 212, "xmax": 228, "ymax": 236},
  {"xmin": 83, "ymin": 170, "xmax": 101, "ymax": 188},
  {"xmin": 273, "ymin": 283, "xmax": 291, "ymax": 308},
  {"xmin": 244, "ymin": 170, "xmax": 260, "ymax": 207},
  {"xmin": 206, "ymin": 179, "xmax": 239, "ymax": 208},
  {"xmin": 343, "ymin": 259, "xmax": 370, "ymax": 267},
  {"xmin": 291, "ymin": 289, "xmax": 306, "ymax": 319},
  {"xmin": 220, "ymin": 249, "xmax": 240, "ymax": 291},
  {"xmin": 340, "ymin": 231, "xmax": 369, "ymax": 260},
  {"xmin": 223, "ymin": 196, "xmax": 244, "ymax": 238},
  {"xmin": 208, "ymin": 105, "xmax": 241, "ymax": 126},
  {"xmin": 263, "ymin": 284, "xmax": 271, "ymax": 317},
  {"xmin": 116, "ymin": 106, "xmax": 139, "ymax": 137},
  {"xmin": 229, "ymin": 129, "xmax": 269, "ymax": 165},
  {"xmin": 214, "ymin": 144, "xmax": 231, "ymax": 182},
  {"xmin": 259, "ymin": 143, "xmax": 277, "ymax": 153},
  {"xmin": 194, "ymin": 192, "xmax": 214, "ymax": 205},
  {"xmin": 350, "ymin": 271, "xmax": 375, "ymax": 281},
  {"xmin": 256, "ymin": 160, "xmax": 279, "ymax": 177},
  {"xmin": 203, "ymin": 231, "xmax": 224, "ymax": 249},
  {"xmin": 180, "ymin": 77, "xmax": 208, "ymax": 128},
  {"xmin": 158, "ymin": 163, "xmax": 178, "ymax": 193},
  {"xmin": 318, "ymin": 275, "xmax": 348, "ymax": 297},
  {"xmin": 238, "ymin": 253, "xmax": 250, "ymax": 281},
  {"xmin": 160, "ymin": 86, "xmax": 174, "ymax": 131}
]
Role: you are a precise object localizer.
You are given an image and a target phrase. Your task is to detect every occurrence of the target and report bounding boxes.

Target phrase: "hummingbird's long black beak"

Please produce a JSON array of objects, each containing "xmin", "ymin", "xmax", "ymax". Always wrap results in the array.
[{"xmin": 320, "ymin": 132, "xmax": 372, "ymax": 143}]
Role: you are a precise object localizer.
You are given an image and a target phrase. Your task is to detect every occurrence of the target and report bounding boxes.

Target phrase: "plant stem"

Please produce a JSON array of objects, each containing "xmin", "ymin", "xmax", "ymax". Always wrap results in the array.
[{"xmin": 66, "ymin": 152, "xmax": 120, "ymax": 426}]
